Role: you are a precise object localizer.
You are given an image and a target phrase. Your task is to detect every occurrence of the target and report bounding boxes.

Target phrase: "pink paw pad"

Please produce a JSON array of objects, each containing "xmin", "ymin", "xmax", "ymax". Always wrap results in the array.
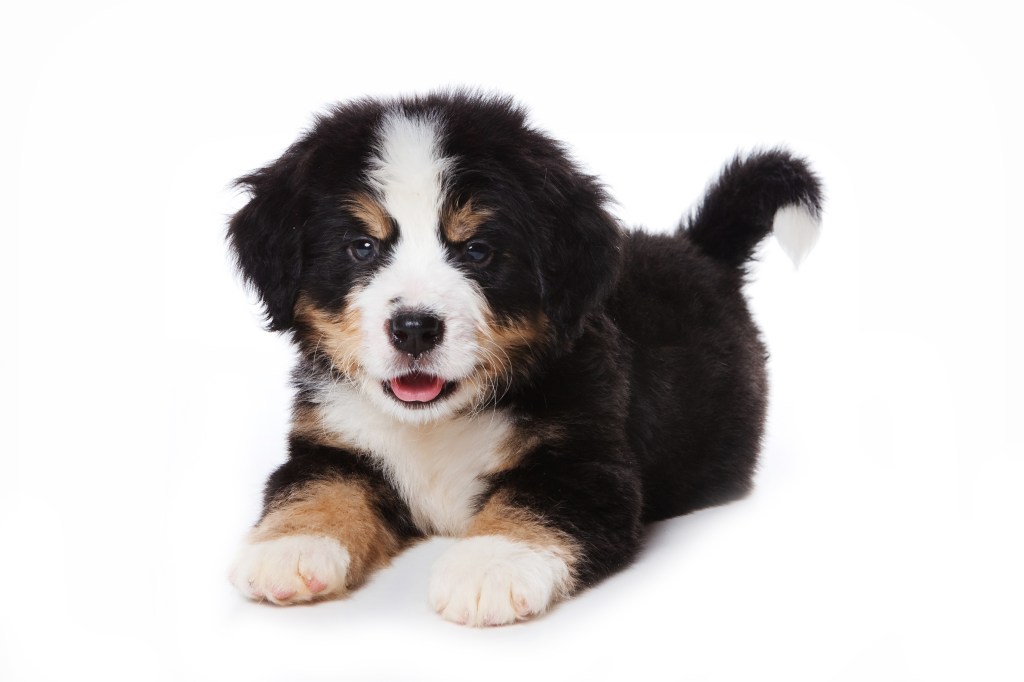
[
  {"xmin": 271, "ymin": 587, "xmax": 297, "ymax": 601},
  {"xmin": 303, "ymin": 575, "xmax": 328, "ymax": 594}
]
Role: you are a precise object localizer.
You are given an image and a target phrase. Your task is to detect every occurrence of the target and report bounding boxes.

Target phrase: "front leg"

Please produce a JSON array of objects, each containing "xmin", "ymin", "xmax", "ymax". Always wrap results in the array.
[
  {"xmin": 430, "ymin": 447, "xmax": 643, "ymax": 626},
  {"xmin": 230, "ymin": 440, "xmax": 419, "ymax": 605}
]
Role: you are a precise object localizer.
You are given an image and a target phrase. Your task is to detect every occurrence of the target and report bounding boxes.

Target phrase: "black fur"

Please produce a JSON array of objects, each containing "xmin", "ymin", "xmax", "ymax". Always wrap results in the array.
[
  {"xmin": 685, "ymin": 149, "xmax": 822, "ymax": 268},
  {"xmin": 228, "ymin": 142, "xmax": 312, "ymax": 330},
  {"xmin": 228, "ymin": 90, "xmax": 823, "ymax": 614}
]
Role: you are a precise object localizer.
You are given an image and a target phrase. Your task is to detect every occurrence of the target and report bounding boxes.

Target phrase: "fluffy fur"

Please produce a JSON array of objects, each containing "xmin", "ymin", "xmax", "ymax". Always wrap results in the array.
[{"xmin": 226, "ymin": 91, "xmax": 823, "ymax": 625}]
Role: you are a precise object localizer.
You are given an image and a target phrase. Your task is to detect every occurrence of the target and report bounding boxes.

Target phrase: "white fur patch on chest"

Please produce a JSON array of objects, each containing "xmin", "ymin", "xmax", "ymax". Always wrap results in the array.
[{"xmin": 314, "ymin": 382, "xmax": 514, "ymax": 536}]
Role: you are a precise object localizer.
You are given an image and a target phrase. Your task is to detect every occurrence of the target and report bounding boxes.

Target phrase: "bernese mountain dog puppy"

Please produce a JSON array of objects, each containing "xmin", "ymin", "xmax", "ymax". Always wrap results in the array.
[{"xmin": 227, "ymin": 91, "xmax": 823, "ymax": 626}]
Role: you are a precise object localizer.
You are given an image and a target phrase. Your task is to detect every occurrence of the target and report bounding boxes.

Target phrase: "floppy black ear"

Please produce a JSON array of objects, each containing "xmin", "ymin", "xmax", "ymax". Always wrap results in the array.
[
  {"xmin": 537, "ymin": 171, "xmax": 623, "ymax": 345},
  {"xmin": 227, "ymin": 143, "xmax": 312, "ymax": 331}
]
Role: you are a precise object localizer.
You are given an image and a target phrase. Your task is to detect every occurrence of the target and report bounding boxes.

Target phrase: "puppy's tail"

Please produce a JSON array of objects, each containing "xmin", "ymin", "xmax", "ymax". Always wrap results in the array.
[{"xmin": 683, "ymin": 149, "xmax": 824, "ymax": 269}]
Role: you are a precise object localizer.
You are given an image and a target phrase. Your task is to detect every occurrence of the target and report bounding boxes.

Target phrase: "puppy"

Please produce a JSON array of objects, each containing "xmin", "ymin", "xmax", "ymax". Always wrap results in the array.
[{"xmin": 226, "ymin": 91, "xmax": 822, "ymax": 626}]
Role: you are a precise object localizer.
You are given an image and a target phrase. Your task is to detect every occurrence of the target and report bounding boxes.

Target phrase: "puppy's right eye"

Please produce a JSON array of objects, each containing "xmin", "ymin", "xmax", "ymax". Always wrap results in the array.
[{"xmin": 348, "ymin": 238, "xmax": 377, "ymax": 262}]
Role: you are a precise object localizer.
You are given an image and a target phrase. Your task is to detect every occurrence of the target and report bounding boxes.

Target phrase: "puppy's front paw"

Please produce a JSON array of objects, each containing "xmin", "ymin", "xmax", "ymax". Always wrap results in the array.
[
  {"xmin": 429, "ymin": 536, "xmax": 572, "ymax": 627},
  {"xmin": 229, "ymin": 534, "xmax": 350, "ymax": 605}
]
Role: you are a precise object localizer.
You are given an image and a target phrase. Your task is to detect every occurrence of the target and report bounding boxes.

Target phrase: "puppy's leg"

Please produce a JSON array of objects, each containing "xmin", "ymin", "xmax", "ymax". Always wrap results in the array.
[
  {"xmin": 430, "ymin": 455, "xmax": 643, "ymax": 626},
  {"xmin": 230, "ymin": 442, "xmax": 419, "ymax": 605},
  {"xmin": 429, "ymin": 493, "xmax": 574, "ymax": 626}
]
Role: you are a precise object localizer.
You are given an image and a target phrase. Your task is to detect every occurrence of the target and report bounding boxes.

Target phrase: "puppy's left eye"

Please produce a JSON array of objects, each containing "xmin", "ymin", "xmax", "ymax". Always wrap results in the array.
[
  {"xmin": 348, "ymin": 238, "xmax": 377, "ymax": 262},
  {"xmin": 462, "ymin": 241, "xmax": 493, "ymax": 266}
]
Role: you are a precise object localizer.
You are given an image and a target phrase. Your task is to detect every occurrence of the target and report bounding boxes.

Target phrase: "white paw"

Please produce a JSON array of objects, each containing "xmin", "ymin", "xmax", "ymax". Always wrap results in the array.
[
  {"xmin": 429, "ymin": 536, "xmax": 572, "ymax": 626},
  {"xmin": 228, "ymin": 534, "xmax": 350, "ymax": 605}
]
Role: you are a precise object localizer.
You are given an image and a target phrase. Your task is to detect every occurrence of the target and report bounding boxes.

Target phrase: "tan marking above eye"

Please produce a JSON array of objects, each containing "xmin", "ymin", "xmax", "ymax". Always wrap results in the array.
[
  {"xmin": 345, "ymin": 192, "xmax": 394, "ymax": 241},
  {"xmin": 443, "ymin": 200, "xmax": 492, "ymax": 243}
]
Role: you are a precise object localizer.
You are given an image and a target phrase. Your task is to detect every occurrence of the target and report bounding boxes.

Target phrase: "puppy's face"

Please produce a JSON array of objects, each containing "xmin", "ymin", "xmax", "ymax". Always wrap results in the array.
[
  {"xmin": 229, "ymin": 94, "xmax": 621, "ymax": 423},
  {"xmin": 294, "ymin": 113, "xmax": 545, "ymax": 422}
]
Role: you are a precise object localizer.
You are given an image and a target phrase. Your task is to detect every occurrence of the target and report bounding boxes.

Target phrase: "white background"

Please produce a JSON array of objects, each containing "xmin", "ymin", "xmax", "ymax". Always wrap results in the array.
[{"xmin": 2, "ymin": 1, "xmax": 1021, "ymax": 680}]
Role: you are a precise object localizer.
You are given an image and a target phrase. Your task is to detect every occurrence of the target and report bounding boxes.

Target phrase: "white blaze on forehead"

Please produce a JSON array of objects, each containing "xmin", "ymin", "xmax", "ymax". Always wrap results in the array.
[
  {"xmin": 365, "ymin": 111, "xmax": 460, "ymax": 304},
  {"xmin": 353, "ymin": 109, "xmax": 490, "ymax": 393},
  {"xmin": 367, "ymin": 112, "xmax": 450, "ymax": 249}
]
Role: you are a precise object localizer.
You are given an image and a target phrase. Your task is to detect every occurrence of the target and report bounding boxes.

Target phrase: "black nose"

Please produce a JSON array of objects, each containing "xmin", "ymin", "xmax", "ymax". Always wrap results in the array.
[{"xmin": 389, "ymin": 311, "xmax": 444, "ymax": 357}]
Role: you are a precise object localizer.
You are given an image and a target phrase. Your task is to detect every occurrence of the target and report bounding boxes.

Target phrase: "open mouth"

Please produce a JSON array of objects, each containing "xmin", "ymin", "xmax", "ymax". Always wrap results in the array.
[{"xmin": 384, "ymin": 372, "xmax": 456, "ymax": 406}]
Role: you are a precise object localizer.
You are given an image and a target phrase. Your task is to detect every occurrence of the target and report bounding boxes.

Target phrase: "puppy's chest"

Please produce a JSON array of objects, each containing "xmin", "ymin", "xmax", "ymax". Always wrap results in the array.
[{"xmin": 315, "ymin": 391, "xmax": 515, "ymax": 536}]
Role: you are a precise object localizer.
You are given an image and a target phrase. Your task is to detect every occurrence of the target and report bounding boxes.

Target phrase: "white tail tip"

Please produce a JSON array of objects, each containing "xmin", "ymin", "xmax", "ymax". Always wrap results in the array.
[{"xmin": 773, "ymin": 203, "xmax": 821, "ymax": 269}]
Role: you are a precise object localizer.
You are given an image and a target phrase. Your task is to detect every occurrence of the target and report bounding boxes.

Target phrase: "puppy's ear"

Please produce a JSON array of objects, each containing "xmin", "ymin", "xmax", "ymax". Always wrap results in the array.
[
  {"xmin": 227, "ymin": 143, "xmax": 312, "ymax": 331},
  {"xmin": 536, "ymin": 169, "xmax": 623, "ymax": 345}
]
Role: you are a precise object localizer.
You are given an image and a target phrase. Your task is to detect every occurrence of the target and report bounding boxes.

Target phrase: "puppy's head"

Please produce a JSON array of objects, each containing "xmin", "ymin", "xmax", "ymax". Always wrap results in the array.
[{"xmin": 229, "ymin": 92, "xmax": 621, "ymax": 423}]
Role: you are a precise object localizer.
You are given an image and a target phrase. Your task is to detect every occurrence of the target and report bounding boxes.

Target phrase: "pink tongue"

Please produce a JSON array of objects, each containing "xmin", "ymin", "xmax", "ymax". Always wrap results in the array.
[{"xmin": 390, "ymin": 373, "xmax": 445, "ymax": 402}]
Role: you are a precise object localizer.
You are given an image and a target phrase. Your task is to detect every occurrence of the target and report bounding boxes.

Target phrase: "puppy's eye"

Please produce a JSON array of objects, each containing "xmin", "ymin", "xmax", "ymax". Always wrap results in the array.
[
  {"xmin": 348, "ymin": 238, "xmax": 377, "ymax": 262},
  {"xmin": 462, "ymin": 241, "xmax": 493, "ymax": 266}
]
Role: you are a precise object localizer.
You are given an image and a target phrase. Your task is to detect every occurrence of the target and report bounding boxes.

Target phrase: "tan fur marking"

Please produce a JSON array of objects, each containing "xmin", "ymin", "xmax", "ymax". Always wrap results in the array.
[
  {"xmin": 496, "ymin": 419, "xmax": 564, "ymax": 472},
  {"xmin": 290, "ymin": 402, "xmax": 345, "ymax": 449},
  {"xmin": 346, "ymin": 192, "xmax": 393, "ymax": 241},
  {"xmin": 443, "ymin": 200, "xmax": 492, "ymax": 242},
  {"xmin": 252, "ymin": 478, "xmax": 403, "ymax": 590},
  {"xmin": 481, "ymin": 310, "xmax": 549, "ymax": 356},
  {"xmin": 469, "ymin": 492, "xmax": 578, "ymax": 575},
  {"xmin": 475, "ymin": 310, "xmax": 551, "ymax": 386},
  {"xmin": 294, "ymin": 292, "xmax": 363, "ymax": 379}
]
